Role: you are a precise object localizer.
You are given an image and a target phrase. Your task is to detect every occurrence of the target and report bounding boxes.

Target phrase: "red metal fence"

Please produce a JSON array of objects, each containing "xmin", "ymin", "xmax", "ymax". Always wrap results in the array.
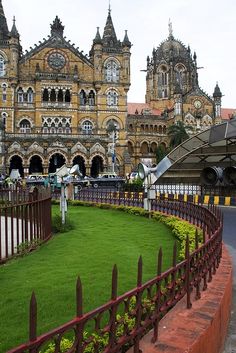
[
  {"xmin": 0, "ymin": 187, "xmax": 52, "ymax": 263},
  {"xmin": 7, "ymin": 190, "xmax": 222, "ymax": 353}
]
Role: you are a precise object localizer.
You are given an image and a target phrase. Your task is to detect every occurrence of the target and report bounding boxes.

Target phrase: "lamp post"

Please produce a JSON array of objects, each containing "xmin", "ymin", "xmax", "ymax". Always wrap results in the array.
[{"xmin": 107, "ymin": 121, "xmax": 117, "ymax": 173}]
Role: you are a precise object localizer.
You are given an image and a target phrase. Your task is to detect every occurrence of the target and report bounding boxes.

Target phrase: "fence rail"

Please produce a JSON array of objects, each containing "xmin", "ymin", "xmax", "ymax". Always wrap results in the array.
[
  {"xmin": 0, "ymin": 187, "xmax": 52, "ymax": 263},
  {"xmin": 7, "ymin": 190, "xmax": 222, "ymax": 353}
]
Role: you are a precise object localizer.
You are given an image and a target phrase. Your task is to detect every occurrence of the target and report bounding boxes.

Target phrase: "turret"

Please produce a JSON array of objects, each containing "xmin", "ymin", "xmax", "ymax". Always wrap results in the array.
[
  {"xmin": 91, "ymin": 27, "xmax": 103, "ymax": 86},
  {"xmin": 213, "ymin": 82, "xmax": 222, "ymax": 119},
  {"xmin": 9, "ymin": 17, "xmax": 21, "ymax": 80},
  {"xmin": 0, "ymin": 0, "xmax": 9, "ymax": 41}
]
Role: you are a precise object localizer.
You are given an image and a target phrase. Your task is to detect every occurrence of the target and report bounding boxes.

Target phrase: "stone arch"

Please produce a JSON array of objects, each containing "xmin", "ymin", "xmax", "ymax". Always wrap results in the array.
[
  {"xmin": 127, "ymin": 141, "xmax": 134, "ymax": 154},
  {"xmin": 90, "ymin": 154, "xmax": 105, "ymax": 177},
  {"xmin": 102, "ymin": 115, "xmax": 124, "ymax": 130},
  {"xmin": 140, "ymin": 141, "xmax": 149, "ymax": 154},
  {"xmin": 9, "ymin": 154, "xmax": 24, "ymax": 177},
  {"xmin": 72, "ymin": 155, "xmax": 86, "ymax": 177},
  {"xmin": 48, "ymin": 151, "xmax": 68, "ymax": 174},
  {"xmin": 17, "ymin": 116, "xmax": 34, "ymax": 128},
  {"xmin": 150, "ymin": 141, "xmax": 158, "ymax": 154},
  {"xmin": 29, "ymin": 155, "xmax": 43, "ymax": 174}
]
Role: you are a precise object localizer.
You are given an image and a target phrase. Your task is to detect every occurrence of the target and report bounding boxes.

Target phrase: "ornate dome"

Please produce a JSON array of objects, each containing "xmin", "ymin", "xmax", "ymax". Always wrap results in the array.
[{"xmin": 154, "ymin": 36, "xmax": 191, "ymax": 64}]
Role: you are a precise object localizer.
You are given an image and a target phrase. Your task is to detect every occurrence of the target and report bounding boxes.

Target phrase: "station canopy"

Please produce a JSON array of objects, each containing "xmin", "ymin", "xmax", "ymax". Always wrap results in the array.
[{"xmin": 154, "ymin": 119, "xmax": 236, "ymax": 183}]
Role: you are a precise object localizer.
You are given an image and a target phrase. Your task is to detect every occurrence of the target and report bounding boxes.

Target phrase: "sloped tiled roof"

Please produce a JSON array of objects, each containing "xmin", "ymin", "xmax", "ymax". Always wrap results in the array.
[
  {"xmin": 128, "ymin": 103, "xmax": 162, "ymax": 116},
  {"xmin": 221, "ymin": 108, "xmax": 236, "ymax": 120}
]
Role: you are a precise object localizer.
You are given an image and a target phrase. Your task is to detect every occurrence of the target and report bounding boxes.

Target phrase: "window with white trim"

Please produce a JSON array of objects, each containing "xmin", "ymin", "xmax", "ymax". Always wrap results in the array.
[
  {"xmin": 17, "ymin": 88, "xmax": 24, "ymax": 103},
  {"xmin": 82, "ymin": 120, "xmax": 93, "ymax": 134},
  {"xmin": 27, "ymin": 88, "xmax": 34, "ymax": 103},
  {"xmin": 2, "ymin": 83, "xmax": 6, "ymax": 102},
  {"xmin": 0, "ymin": 55, "xmax": 5, "ymax": 77},
  {"xmin": 19, "ymin": 119, "xmax": 31, "ymax": 133},
  {"xmin": 107, "ymin": 90, "xmax": 118, "ymax": 107},
  {"xmin": 105, "ymin": 60, "xmax": 119, "ymax": 83}
]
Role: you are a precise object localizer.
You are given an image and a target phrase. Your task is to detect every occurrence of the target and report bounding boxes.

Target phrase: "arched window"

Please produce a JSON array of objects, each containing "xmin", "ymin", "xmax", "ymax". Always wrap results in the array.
[
  {"xmin": 107, "ymin": 90, "xmax": 118, "ymax": 107},
  {"xmin": 0, "ymin": 55, "xmax": 5, "ymax": 77},
  {"xmin": 105, "ymin": 60, "xmax": 119, "ymax": 82},
  {"xmin": 80, "ymin": 90, "xmax": 86, "ymax": 105},
  {"xmin": 27, "ymin": 88, "xmax": 34, "ymax": 103},
  {"xmin": 1, "ymin": 112, "xmax": 7, "ymax": 127},
  {"xmin": 50, "ymin": 89, "xmax": 56, "ymax": 102},
  {"xmin": 19, "ymin": 119, "xmax": 31, "ymax": 133},
  {"xmin": 58, "ymin": 89, "xmax": 63, "ymax": 102},
  {"xmin": 175, "ymin": 64, "xmax": 186, "ymax": 89},
  {"xmin": 42, "ymin": 88, "xmax": 49, "ymax": 102},
  {"xmin": 82, "ymin": 120, "xmax": 93, "ymax": 134},
  {"xmin": 128, "ymin": 141, "xmax": 134, "ymax": 154},
  {"xmin": 158, "ymin": 65, "xmax": 169, "ymax": 98},
  {"xmin": 65, "ymin": 89, "xmax": 71, "ymax": 103},
  {"xmin": 2, "ymin": 83, "xmax": 6, "ymax": 102},
  {"xmin": 141, "ymin": 142, "xmax": 149, "ymax": 154},
  {"xmin": 88, "ymin": 90, "xmax": 95, "ymax": 106},
  {"xmin": 17, "ymin": 87, "xmax": 24, "ymax": 103}
]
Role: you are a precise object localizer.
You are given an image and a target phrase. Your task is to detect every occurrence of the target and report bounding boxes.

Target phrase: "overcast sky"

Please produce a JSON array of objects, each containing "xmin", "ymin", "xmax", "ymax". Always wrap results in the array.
[{"xmin": 4, "ymin": 0, "xmax": 236, "ymax": 108}]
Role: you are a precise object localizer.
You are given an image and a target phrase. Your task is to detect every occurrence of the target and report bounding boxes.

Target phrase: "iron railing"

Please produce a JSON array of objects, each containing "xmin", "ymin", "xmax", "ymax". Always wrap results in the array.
[
  {"xmin": 7, "ymin": 190, "xmax": 222, "ymax": 353},
  {"xmin": 0, "ymin": 187, "xmax": 52, "ymax": 263}
]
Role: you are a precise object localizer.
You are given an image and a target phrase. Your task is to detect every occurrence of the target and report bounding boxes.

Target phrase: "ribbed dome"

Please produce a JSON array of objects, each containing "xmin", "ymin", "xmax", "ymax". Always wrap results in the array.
[{"xmin": 155, "ymin": 37, "xmax": 189, "ymax": 62}]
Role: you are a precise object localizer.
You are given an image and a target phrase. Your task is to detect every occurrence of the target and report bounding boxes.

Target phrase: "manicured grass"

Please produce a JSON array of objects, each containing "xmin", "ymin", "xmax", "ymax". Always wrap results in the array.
[{"xmin": 0, "ymin": 205, "xmax": 176, "ymax": 352}]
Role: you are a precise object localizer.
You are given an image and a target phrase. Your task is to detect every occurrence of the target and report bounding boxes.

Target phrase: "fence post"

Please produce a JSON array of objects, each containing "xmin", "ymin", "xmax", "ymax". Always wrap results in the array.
[
  {"xmin": 133, "ymin": 256, "xmax": 143, "ymax": 353},
  {"xmin": 152, "ymin": 247, "xmax": 162, "ymax": 343},
  {"xmin": 185, "ymin": 236, "xmax": 192, "ymax": 309},
  {"xmin": 76, "ymin": 276, "xmax": 83, "ymax": 353}
]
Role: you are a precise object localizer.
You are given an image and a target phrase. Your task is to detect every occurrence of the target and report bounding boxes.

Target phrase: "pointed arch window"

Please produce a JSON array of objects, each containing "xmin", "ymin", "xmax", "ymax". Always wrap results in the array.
[
  {"xmin": 88, "ymin": 90, "xmax": 95, "ymax": 106},
  {"xmin": 107, "ymin": 90, "xmax": 118, "ymax": 107},
  {"xmin": 17, "ymin": 87, "xmax": 24, "ymax": 103},
  {"xmin": 2, "ymin": 83, "xmax": 7, "ymax": 102},
  {"xmin": 80, "ymin": 90, "xmax": 86, "ymax": 105},
  {"xmin": 105, "ymin": 60, "xmax": 119, "ymax": 83},
  {"xmin": 42, "ymin": 89, "xmax": 49, "ymax": 102},
  {"xmin": 175, "ymin": 64, "xmax": 186, "ymax": 89},
  {"xmin": 50, "ymin": 89, "xmax": 56, "ymax": 102},
  {"xmin": 0, "ymin": 55, "xmax": 5, "ymax": 77},
  {"xmin": 27, "ymin": 88, "xmax": 34, "ymax": 103},
  {"xmin": 65, "ymin": 89, "xmax": 71, "ymax": 103},
  {"xmin": 19, "ymin": 119, "xmax": 31, "ymax": 133},
  {"xmin": 58, "ymin": 89, "xmax": 63, "ymax": 102},
  {"xmin": 1, "ymin": 112, "xmax": 7, "ymax": 128},
  {"xmin": 82, "ymin": 120, "xmax": 93, "ymax": 135}
]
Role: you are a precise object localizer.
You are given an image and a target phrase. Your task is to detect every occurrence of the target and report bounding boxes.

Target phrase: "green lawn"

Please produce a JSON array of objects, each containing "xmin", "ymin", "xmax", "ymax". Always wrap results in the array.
[{"xmin": 0, "ymin": 205, "xmax": 176, "ymax": 352}]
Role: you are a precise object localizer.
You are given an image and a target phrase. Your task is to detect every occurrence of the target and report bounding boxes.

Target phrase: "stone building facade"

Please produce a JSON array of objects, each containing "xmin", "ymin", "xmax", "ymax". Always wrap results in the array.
[{"xmin": 0, "ymin": 1, "xmax": 222, "ymax": 177}]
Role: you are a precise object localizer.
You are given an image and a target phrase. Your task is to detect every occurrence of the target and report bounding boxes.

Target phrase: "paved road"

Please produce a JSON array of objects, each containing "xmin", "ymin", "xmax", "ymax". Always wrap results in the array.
[{"xmin": 221, "ymin": 207, "xmax": 236, "ymax": 353}]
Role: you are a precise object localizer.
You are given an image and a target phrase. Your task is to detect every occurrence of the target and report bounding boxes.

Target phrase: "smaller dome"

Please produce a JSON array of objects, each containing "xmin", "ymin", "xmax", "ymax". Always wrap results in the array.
[{"xmin": 213, "ymin": 83, "xmax": 222, "ymax": 98}]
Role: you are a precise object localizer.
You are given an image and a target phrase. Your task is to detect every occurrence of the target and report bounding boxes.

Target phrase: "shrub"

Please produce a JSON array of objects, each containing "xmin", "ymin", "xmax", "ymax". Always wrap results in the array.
[{"xmin": 52, "ymin": 214, "xmax": 75, "ymax": 234}]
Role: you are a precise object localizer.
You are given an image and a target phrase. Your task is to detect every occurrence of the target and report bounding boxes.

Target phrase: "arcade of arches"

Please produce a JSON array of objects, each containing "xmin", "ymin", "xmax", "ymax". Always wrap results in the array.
[{"xmin": 8, "ymin": 153, "xmax": 107, "ymax": 178}]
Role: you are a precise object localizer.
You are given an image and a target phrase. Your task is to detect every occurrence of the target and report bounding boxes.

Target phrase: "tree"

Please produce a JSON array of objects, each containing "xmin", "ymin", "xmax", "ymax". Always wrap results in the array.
[
  {"xmin": 156, "ymin": 144, "xmax": 169, "ymax": 164},
  {"xmin": 167, "ymin": 121, "xmax": 193, "ymax": 148}
]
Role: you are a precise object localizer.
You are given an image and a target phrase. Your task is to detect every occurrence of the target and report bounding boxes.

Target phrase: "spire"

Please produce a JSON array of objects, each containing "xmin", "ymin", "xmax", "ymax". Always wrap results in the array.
[
  {"xmin": 102, "ymin": 6, "xmax": 117, "ymax": 47},
  {"xmin": 93, "ymin": 27, "xmax": 102, "ymax": 45},
  {"xmin": 10, "ymin": 16, "xmax": 19, "ymax": 38},
  {"xmin": 213, "ymin": 82, "xmax": 222, "ymax": 98},
  {"xmin": 0, "ymin": 0, "xmax": 9, "ymax": 40},
  {"xmin": 50, "ymin": 16, "xmax": 64, "ymax": 37},
  {"xmin": 122, "ymin": 30, "xmax": 131, "ymax": 48},
  {"xmin": 168, "ymin": 18, "xmax": 173, "ymax": 39}
]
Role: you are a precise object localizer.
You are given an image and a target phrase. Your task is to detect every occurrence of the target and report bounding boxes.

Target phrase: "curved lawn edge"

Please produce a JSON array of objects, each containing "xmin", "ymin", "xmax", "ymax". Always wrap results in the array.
[{"xmin": 53, "ymin": 199, "xmax": 203, "ymax": 261}]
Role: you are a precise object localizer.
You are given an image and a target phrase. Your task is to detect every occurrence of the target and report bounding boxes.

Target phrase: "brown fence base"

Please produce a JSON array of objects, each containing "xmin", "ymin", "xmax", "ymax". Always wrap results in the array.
[{"xmin": 130, "ymin": 244, "xmax": 232, "ymax": 353}]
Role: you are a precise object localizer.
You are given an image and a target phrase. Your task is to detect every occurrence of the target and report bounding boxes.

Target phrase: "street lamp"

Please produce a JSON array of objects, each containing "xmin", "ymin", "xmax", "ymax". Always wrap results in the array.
[{"xmin": 107, "ymin": 121, "xmax": 117, "ymax": 173}]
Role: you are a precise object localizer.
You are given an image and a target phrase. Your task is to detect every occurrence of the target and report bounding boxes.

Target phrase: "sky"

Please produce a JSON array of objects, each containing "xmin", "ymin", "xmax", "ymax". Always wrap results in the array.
[{"xmin": 4, "ymin": 0, "xmax": 236, "ymax": 108}]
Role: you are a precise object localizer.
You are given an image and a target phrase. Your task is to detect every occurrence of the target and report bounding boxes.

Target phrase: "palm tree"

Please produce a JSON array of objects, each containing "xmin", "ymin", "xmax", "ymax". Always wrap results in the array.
[{"xmin": 167, "ymin": 121, "xmax": 193, "ymax": 148}]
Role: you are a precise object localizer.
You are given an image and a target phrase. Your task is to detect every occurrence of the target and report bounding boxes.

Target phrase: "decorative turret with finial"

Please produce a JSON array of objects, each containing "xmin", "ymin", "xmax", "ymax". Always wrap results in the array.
[
  {"xmin": 50, "ymin": 16, "xmax": 64, "ymax": 37},
  {"xmin": 213, "ymin": 82, "xmax": 222, "ymax": 119},
  {"xmin": 10, "ymin": 16, "xmax": 19, "ymax": 38}
]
